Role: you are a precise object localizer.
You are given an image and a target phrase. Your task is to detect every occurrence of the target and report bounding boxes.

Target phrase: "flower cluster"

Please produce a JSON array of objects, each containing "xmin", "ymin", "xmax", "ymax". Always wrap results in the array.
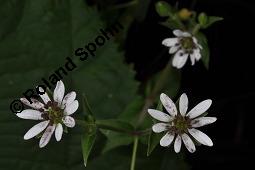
[
  {"xmin": 162, "ymin": 30, "xmax": 202, "ymax": 69},
  {"xmin": 17, "ymin": 80, "xmax": 79, "ymax": 148},
  {"xmin": 148, "ymin": 93, "xmax": 216, "ymax": 153}
]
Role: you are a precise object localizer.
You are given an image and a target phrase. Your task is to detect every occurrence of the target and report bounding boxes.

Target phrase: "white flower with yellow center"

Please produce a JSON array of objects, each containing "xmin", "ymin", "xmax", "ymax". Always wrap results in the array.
[
  {"xmin": 148, "ymin": 93, "xmax": 216, "ymax": 153},
  {"xmin": 162, "ymin": 30, "xmax": 202, "ymax": 69},
  {"xmin": 17, "ymin": 80, "xmax": 79, "ymax": 148}
]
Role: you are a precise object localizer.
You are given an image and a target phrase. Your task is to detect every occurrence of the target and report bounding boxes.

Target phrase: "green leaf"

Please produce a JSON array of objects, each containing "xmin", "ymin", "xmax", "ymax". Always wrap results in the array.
[
  {"xmin": 101, "ymin": 96, "xmax": 149, "ymax": 153},
  {"xmin": 96, "ymin": 119, "xmax": 135, "ymax": 134},
  {"xmin": 82, "ymin": 93, "xmax": 94, "ymax": 116},
  {"xmin": 155, "ymin": 1, "xmax": 174, "ymax": 17},
  {"xmin": 196, "ymin": 33, "xmax": 210, "ymax": 69},
  {"xmin": 198, "ymin": 12, "xmax": 223, "ymax": 29},
  {"xmin": 81, "ymin": 127, "xmax": 97, "ymax": 167},
  {"xmin": 102, "ymin": 132, "xmax": 133, "ymax": 153},
  {"xmin": 198, "ymin": 12, "xmax": 208, "ymax": 26},
  {"xmin": 206, "ymin": 16, "xmax": 223, "ymax": 27}
]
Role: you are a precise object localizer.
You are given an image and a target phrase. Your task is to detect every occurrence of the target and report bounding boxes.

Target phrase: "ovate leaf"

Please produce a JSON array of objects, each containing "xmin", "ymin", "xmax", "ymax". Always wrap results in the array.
[
  {"xmin": 81, "ymin": 127, "xmax": 97, "ymax": 167},
  {"xmin": 196, "ymin": 32, "xmax": 210, "ymax": 69}
]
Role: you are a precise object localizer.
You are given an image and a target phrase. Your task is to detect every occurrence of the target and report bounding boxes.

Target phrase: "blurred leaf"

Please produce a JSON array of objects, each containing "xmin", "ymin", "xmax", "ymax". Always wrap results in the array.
[
  {"xmin": 196, "ymin": 32, "xmax": 210, "ymax": 69},
  {"xmin": 102, "ymin": 132, "xmax": 133, "ymax": 153},
  {"xmin": 81, "ymin": 127, "xmax": 97, "ymax": 167},
  {"xmin": 155, "ymin": 1, "xmax": 174, "ymax": 17},
  {"xmin": 96, "ymin": 119, "xmax": 134, "ymax": 134},
  {"xmin": 198, "ymin": 12, "xmax": 208, "ymax": 26},
  {"xmin": 198, "ymin": 12, "xmax": 223, "ymax": 29},
  {"xmin": 101, "ymin": 96, "xmax": 149, "ymax": 153}
]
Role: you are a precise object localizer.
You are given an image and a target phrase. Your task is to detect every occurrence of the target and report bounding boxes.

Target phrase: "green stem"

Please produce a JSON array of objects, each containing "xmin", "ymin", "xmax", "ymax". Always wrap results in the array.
[{"xmin": 130, "ymin": 136, "xmax": 139, "ymax": 170}]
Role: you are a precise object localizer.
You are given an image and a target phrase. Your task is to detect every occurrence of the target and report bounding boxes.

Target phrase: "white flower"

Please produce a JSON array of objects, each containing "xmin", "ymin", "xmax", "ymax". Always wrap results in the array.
[
  {"xmin": 148, "ymin": 93, "xmax": 216, "ymax": 153},
  {"xmin": 162, "ymin": 29, "xmax": 202, "ymax": 69},
  {"xmin": 17, "ymin": 80, "xmax": 79, "ymax": 148}
]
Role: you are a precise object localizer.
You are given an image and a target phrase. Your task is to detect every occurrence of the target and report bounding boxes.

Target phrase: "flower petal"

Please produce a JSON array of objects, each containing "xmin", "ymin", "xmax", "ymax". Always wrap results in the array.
[
  {"xmin": 172, "ymin": 50, "xmax": 189, "ymax": 69},
  {"xmin": 181, "ymin": 133, "xmax": 196, "ymax": 153},
  {"xmin": 24, "ymin": 120, "xmax": 50, "ymax": 140},
  {"xmin": 61, "ymin": 91, "xmax": 76, "ymax": 108},
  {"xmin": 174, "ymin": 135, "xmax": 182, "ymax": 153},
  {"xmin": 64, "ymin": 100, "xmax": 79, "ymax": 115},
  {"xmin": 188, "ymin": 128, "xmax": 213, "ymax": 146},
  {"xmin": 152, "ymin": 123, "xmax": 169, "ymax": 133},
  {"xmin": 194, "ymin": 48, "xmax": 201, "ymax": 61},
  {"xmin": 190, "ymin": 53, "xmax": 196, "ymax": 65},
  {"xmin": 53, "ymin": 80, "xmax": 65, "ymax": 106},
  {"xmin": 192, "ymin": 37, "xmax": 198, "ymax": 44},
  {"xmin": 160, "ymin": 132, "xmax": 175, "ymax": 147},
  {"xmin": 160, "ymin": 93, "xmax": 177, "ymax": 116},
  {"xmin": 38, "ymin": 87, "xmax": 51, "ymax": 104},
  {"xmin": 62, "ymin": 116, "xmax": 75, "ymax": 128},
  {"xmin": 186, "ymin": 99, "xmax": 212, "ymax": 119},
  {"xmin": 173, "ymin": 30, "xmax": 191, "ymax": 37},
  {"xmin": 17, "ymin": 109, "xmax": 43, "ymax": 120},
  {"xmin": 191, "ymin": 117, "xmax": 217, "ymax": 128},
  {"xmin": 162, "ymin": 38, "xmax": 178, "ymax": 47},
  {"xmin": 169, "ymin": 45, "xmax": 180, "ymax": 54},
  {"xmin": 179, "ymin": 93, "xmax": 188, "ymax": 116},
  {"xmin": 20, "ymin": 98, "xmax": 45, "ymax": 110},
  {"xmin": 55, "ymin": 123, "xmax": 63, "ymax": 142},
  {"xmin": 148, "ymin": 109, "xmax": 172, "ymax": 122},
  {"xmin": 39, "ymin": 124, "xmax": 56, "ymax": 148}
]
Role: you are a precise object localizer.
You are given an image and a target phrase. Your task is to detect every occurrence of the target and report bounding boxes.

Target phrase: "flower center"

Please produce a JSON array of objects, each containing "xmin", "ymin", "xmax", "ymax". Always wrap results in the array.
[
  {"xmin": 180, "ymin": 37, "xmax": 195, "ymax": 51},
  {"xmin": 172, "ymin": 115, "xmax": 190, "ymax": 134},
  {"xmin": 42, "ymin": 102, "xmax": 64, "ymax": 124}
]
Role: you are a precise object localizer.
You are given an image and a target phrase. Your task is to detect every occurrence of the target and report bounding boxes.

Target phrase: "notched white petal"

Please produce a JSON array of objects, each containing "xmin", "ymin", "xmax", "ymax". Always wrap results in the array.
[
  {"xmin": 17, "ymin": 109, "xmax": 43, "ymax": 120},
  {"xmin": 24, "ymin": 120, "xmax": 50, "ymax": 140},
  {"xmin": 53, "ymin": 80, "xmax": 65, "ymax": 106},
  {"xmin": 174, "ymin": 135, "xmax": 182, "ymax": 153},
  {"xmin": 152, "ymin": 123, "xmax": 169, "ymax": 133},
  {"xmin": 160, "ymin": 132, "xmax": 175, "ymax": 147},
  {"xmin": 62, "ymin": 116, "xmax": 75, "ymax": 128},
  {"xmin": 160, "ymin": 93, "xmax": 177, "ymax": 116},
  {"xmin": 191, "ymin": 117, "xmax": 217, "ymax": 128},
  {"xmin": 20, "ymin": 98, "xmax": 44, "ymax": 110},
  {"xmin": 187, "ymin": 99, "xmax": 212, "ymax": 119},
  {"xmin": 61, "ymin": 91, "xmax": 76, "ymax": 108},
  {"xmin": 162, "ymin": 38, "xmax": 178, "ymax": 47},
  {"xmin": 148, "ymin": 109, "xmax": 172, "ymax": 122},
  {"xmin": 188, "ymin": 128, "xmax": 213, "ymax": 146},
  {"xmin": 181, "ymin": 133, "xmax": 196, "ymax": 153},
  {"xmin": 179, "ymin": 93, "xmax": 188, "ymax": 116},
  {"xmin": 55, "ymin": 123, "xmax": 63, "ymax": 142},
  {"xmin": 39, "ymin": 124, "xmax": 56, "ymax": 148},
  {"xmin": 64, "ymin": 100, "xmax": 79, "ymax": 115}
]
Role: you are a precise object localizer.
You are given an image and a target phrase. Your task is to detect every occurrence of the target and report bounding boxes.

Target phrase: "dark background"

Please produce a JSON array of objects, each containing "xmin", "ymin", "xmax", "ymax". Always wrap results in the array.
[{"xmin": 123, "ymin": 0, "xmax": 255, "ymax": 169}]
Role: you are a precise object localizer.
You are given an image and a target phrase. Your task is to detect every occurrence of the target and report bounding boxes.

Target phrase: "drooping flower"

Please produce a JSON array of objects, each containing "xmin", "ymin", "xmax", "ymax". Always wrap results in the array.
[
  {"xmin": 17, "ymin": 80, "xmax": 79, "ymax": 148},
  {"xmin": 148, "ymin": 93, "xmax": 216, "ymax": 153},
  {"xmin": 162, "ymin": 30, "xmax": 202, "ymax": 69}
]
